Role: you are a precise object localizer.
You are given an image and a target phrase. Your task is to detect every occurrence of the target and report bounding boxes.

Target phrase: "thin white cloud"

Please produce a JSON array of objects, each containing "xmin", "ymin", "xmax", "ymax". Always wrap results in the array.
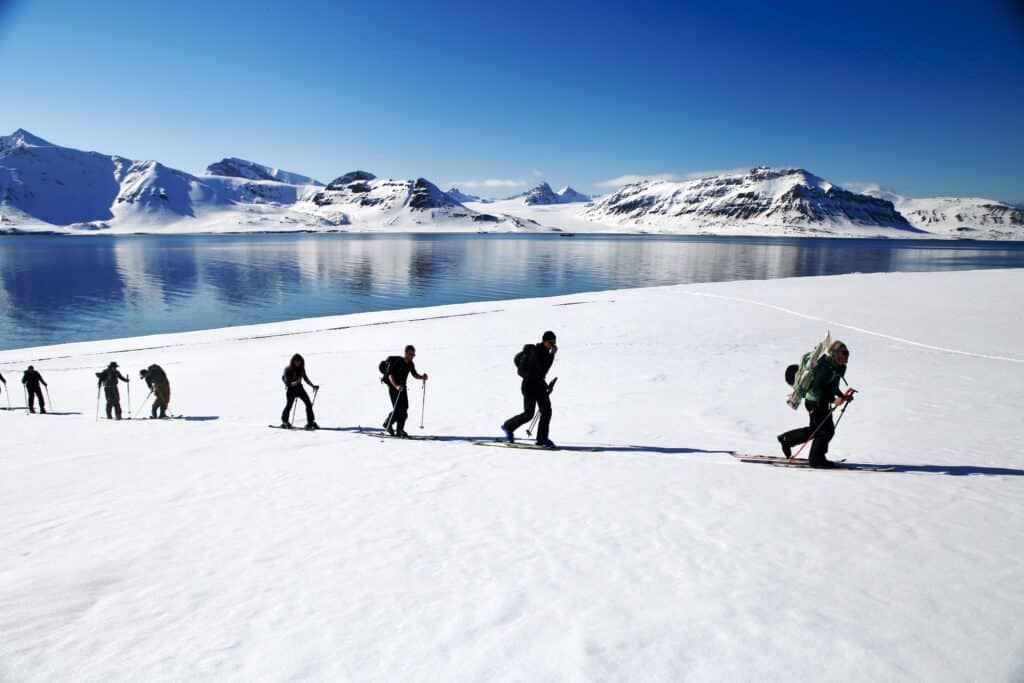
[
  {"xmin": 531, "ymin": 169, "xmax": 544, "ymax": 177},
  {"xmin": 594, "ymin": 173, "xmax": 684, "ymax": 188},
  {"xmin": 447, "ymin": 178, "xmax": 529, "ymax": 189}
]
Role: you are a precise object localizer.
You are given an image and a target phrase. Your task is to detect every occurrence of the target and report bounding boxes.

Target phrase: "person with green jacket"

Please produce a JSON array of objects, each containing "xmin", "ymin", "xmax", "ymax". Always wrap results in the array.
[{"xmin": 778, "ymin": 341, "xmax": 855, "ymax": 468}]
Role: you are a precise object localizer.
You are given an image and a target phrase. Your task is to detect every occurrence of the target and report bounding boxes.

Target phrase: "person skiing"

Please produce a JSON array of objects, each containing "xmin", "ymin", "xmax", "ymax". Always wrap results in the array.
[
  {"xmin": 21, "ymin": 365, "xmax": 48, "ymax": 414},
  {"xmin": 502, "ymin": 330, "xmax": 558, "ymax": 447},
  {"xmin": 96, "ymin": 361, "xmax": 129, "ymax": 420},
  {"xmin": 778, "ymin": 340, "xmax": 856, "ymax": 468},
  {"xmin": 381, "ymin": 344, "xmax": 428, "ymax": 437},
  {"xmin": 281, "ymin": 353, "xmax": 319, "ymax": 429},
  {"xmin": 139, "ymin": 364, "xmax": 171, "ymax": 419}
]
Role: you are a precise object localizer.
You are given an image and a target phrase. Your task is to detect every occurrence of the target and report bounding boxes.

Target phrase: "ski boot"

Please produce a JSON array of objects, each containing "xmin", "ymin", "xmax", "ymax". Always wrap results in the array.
[
  {"xmin": 280, "ymin": 421, "xmax": 292, "ymax": 429},
  {"xmin": 501, "ymin": 425, "xmax": 515, "ymax": 442},
  {"xmin": 305, "ymin": 422, "xmax": 319, "ymax": 431},
  {"xmin": 777, "ymin": 435, "xmax": 792, "ymax": 458},
  {"xmin": 535, "ymin": 438, "xmax": 556, "ymax": 449}
]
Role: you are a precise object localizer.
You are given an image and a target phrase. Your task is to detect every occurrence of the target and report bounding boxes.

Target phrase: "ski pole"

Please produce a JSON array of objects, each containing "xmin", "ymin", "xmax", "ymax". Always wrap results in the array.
[
  {"xmin": 791, "ymin": 401, "xmax": 848, "ymax": 459},
  {"xmin": 133, "ymin": 389, "xmax": 154, "ymax": 419},
  {"xmin": 419, "ymin": 379, "xmax": 426, "ymax": 429},
  {"xmin": 525, "ymin": 378, "xmax": 555, "ymax": 437},
  {"xmin": 384, "ymin": 386, "xmax": 403, "ymax": 431},
  {"xmin": 44, "ymin": 385, "xmax": 52, "ymax": 412},
  {"xmin": 23, "ymin": 385, "xmax": 29, "ymax": 415},
  {"xmin": 3, "ymin": 381, "xmax": 10, "ymax": 411},
  {"xmin": 95, "ymin": 386, "xmax": 101, "ymax": 421},
  {"xmin": 125, "ymin": 379, "xmax": 132, "ymax": 418}
]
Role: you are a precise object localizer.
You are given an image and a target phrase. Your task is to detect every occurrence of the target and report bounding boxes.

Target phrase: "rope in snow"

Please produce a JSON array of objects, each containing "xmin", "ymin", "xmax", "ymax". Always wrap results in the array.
[{"xmin": 685, "ymin": 291, "xmax": 1024, "ymax": 364}]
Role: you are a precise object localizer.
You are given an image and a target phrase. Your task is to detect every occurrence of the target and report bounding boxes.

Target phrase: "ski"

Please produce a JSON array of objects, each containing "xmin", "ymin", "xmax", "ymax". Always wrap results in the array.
[
  {"xmin": 268, "ymin": 424, "xmax": 319, "ymax": 431},
  {"xmin": 358, "ymin": 431, "xmax": 441, "ymax": 441},
  {"xmin": 731, "ymin": 452, "xmax": 799, "ymax": 463},
  {"xmin": 474, "ymin": 440, "xmax": 601, "ymax": 452},
  {"xmin": 769, "ymin": 460, "xmax": 894, "ymax": 472}
]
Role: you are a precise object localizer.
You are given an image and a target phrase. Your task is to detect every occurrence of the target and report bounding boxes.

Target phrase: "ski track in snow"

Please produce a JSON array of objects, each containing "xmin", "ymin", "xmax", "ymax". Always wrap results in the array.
[{"xmin": 684, "ymin": 290, "xmax": 1024, "ymax": 363}]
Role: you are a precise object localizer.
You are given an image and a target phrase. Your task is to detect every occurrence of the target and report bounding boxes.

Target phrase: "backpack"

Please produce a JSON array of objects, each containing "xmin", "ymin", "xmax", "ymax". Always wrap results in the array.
[
  {"xmin": 786, "ymin": 332, "xmax": 831, "ymax": 409},
  {"xmin": 514, "ymin": 344, "xmax": 534, "ymax": 378},
  {"xmin": 379, "ymin": 356, "xmax": 404, "ymax": 384}
]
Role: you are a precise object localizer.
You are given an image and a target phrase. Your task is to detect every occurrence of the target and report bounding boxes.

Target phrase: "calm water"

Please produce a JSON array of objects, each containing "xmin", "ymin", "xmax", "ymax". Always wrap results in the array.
[{"xmin": 1, "ymin": 233, "xmax": 1023, "ymax": 350}]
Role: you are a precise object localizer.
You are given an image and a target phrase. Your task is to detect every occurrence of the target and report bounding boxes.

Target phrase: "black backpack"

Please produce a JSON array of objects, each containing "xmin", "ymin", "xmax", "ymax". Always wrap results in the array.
[
  {"xmin": 379, "ymin": 356, "xmax": 404, "ymax": 384},
  {"xmin": 785, "ymin": 364, "xmax": 799, "ymax": 386},
  {"xmin": 514, "ymin": 344, "xmax": 534, "ymax": 378}
]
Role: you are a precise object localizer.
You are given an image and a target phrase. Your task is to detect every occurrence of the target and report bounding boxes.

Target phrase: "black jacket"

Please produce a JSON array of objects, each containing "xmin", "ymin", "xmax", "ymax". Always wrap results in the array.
[
  {"xmin": 97, "ymin": 368, "xmax": 128, "ymax": 388},
  {"xmin": 519, "ymin": 342, "xmax": 554, "ymax": 383},
  {"xmin": 387, "ymin": 358, "xmax": 419, "ymax": 386},
  {"xmin": 282, "ymin": 365, "xmax": 313, "ymax": 389},
  {"xmin": 22, "ymin": 370, "xmax": 46, "ymax": 388}
]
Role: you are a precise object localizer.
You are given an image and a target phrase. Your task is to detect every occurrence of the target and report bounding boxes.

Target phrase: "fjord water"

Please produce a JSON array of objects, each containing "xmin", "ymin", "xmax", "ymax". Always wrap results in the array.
[{"xmin": 1, "ymin": 233, "xmax": 1023, "ymax": 350}]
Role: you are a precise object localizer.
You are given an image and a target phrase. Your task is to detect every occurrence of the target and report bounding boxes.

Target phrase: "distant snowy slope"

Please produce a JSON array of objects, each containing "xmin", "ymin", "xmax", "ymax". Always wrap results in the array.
[
  {"xmin": 445, "ymin": 187, "xmax": 482, "ymax": 203},
  {"xmin": 861, "ymin": 185, "xmax": 1024, "ymax": 240},
  {"xmin": 206, "ymin": 157, "xmax": 323, "ymax": 186},
  {"xmin": 583, "ymin": 167, "xmax": 923, "ymax": 236},
  {"xmin": 0, "ymin": 129, "xmax": 129, "ymax": 225},
  {"xmin": 556, "ymin": 186, "xmax": 591, "ymax": 203}
]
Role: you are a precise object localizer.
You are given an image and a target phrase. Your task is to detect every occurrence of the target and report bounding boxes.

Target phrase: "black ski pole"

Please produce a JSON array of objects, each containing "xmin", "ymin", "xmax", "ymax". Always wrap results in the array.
[
  {"xmin": 384, "ymin": 386, "xmax": 403, "ymax": 432},
  {"xmin": 44, "ymin": 385, "xmax": 53, "ymax": 412},
  {"xmin": 23, "ymin": 385, "xmax": 29, "ymax": 415}
]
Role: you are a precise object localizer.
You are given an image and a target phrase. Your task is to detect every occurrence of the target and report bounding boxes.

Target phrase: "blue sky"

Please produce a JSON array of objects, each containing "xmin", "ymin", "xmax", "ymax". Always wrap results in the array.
[{"xmin": 1, "ymin": 0, "xmax": 1022, "ymax": 201}]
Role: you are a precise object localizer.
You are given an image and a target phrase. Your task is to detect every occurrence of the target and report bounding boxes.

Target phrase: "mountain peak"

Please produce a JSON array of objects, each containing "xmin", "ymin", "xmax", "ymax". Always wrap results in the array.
[{"xmin": 3, "ymin": 129, "xmax": 53, "ymax": 149}]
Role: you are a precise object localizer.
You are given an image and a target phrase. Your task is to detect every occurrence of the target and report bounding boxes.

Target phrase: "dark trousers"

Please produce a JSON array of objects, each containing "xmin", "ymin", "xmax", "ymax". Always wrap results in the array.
[
  {"xmin": 780, "ymin": 401, "xmax": 835, "ymax": 464},
  {"xmin": 104, "ymin": 386, "xmax": 122, "ymax": 419},
  {"xmin": 151, "ymin": 383, "xmax": 170, "ymax": 417},
  {"xmin": 384, "ymin": 385, "xmax": 409, "ymax": 431},
  {"xmin": 26, "ymin": 386, "xmax": 45, "ymax": 412},
  {"xmin": 282, "ymin": 386, "xmax": 315, "ymax": 425},
  {"xmin": 503, "ymin": 379, "xmax": 552, "ymax": 441}
]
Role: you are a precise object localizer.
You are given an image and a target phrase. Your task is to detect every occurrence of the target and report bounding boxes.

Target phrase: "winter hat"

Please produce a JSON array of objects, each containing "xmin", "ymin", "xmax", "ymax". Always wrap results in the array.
[{"xmin": 542, "ymin": 330, "xmax": 557, "ymax": 341}]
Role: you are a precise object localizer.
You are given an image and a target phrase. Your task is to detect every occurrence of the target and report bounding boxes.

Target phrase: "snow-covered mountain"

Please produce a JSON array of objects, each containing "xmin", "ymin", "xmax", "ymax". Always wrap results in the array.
[
  {"xmin": 206, "ymin": 157, "xmax": 323, "ymax": 186},
  {"xmin": 555, "ymin": 186, "xmax": 591, "ymax": 203},
  {"xmin": 583, "ymin": 167, "xmax": 922, "ymax": 236},
  {"xmin": 0, "ymin": 130, "xmax": 528, "ymax": 233},
  {"xmin": 512, "ymin": 182, "xmax": 591, "ymax": 205},
  {"xmin": 860, "ymin": 186, "xmax": 1024, "ymax": 240},
  {"xmin": 445, "ymin": 187, "xmax": 483, "ymax": 203},
  {"xmin": 303, "ymin": 171, "xmax": 512, "ymax": 228}
]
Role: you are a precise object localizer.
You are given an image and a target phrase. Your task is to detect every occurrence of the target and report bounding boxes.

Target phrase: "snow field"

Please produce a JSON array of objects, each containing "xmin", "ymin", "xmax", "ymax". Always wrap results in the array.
[{"xmin": 1, "ymin": 269, "xmax": 1023, "ymax": 681}]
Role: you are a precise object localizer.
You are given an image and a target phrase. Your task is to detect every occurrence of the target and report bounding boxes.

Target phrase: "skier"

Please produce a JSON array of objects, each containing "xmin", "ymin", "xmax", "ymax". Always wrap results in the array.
[
  {"xmin": 502, "ymin": 330, "xmax": 558, "ymax": 447},
  {"xmin": 381, "ymin": 345, "xmax": 428, "ymax": 437},
  {"xmin": 778, "ymin": 340, "xmax": 855, "ymax": 468},
  {"xmin": 96, "ymin": 361, "xmax": 129, "ymax": 420},
  {"xmin": 281, "ymin": 353, "xmax": 319, "ymax": 429},
  {"xmin": 22, "ymin": 365, "xmax": 48, "ymax": 414},
  {"xmin": 139, "ymin": 364, "xmax": 171, "ymax": 419}
]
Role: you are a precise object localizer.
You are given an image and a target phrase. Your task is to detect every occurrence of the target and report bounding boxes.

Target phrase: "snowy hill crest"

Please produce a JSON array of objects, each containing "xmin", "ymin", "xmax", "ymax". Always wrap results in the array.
[{"xmin": 584, "ymin": 167, "xmax": 921, "ymax": 233}]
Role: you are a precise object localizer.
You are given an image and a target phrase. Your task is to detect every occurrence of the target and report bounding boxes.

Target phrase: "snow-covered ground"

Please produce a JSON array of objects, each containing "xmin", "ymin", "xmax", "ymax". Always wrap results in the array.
[{"xmin": 1, "ymin": 269, "xmax": 1023, "ymax": 681}]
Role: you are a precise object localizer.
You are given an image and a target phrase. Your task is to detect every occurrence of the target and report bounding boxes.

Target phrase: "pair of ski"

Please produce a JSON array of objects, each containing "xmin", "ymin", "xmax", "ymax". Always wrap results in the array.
[{"xmin": 733, "ymin": 452, "xmax": 895, "ymax": 472}]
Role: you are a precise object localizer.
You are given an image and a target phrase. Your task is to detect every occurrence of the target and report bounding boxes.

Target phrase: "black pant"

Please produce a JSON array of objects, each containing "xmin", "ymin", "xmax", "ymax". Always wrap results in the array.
[
  {"xmin": 384, "ymin": 385, "xmax": 409, "ymax": 431},
  {"xmin": 780, "ymin": 401, "xmax": 835, "ymax": 464},
  {"xmin": 503, "ymin": 379, "xmax": 552, "ymax": 441},
  {"xmin": 104, "ymin": 386, "xmax": 122, "ymax": 419},
  {"xmin": 26, "ymin": 385, "xmax": 45, "ymax": 412},
  {"xmin": 282, "ymin": 386, "xmax": 315, "ymax": 425}
]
